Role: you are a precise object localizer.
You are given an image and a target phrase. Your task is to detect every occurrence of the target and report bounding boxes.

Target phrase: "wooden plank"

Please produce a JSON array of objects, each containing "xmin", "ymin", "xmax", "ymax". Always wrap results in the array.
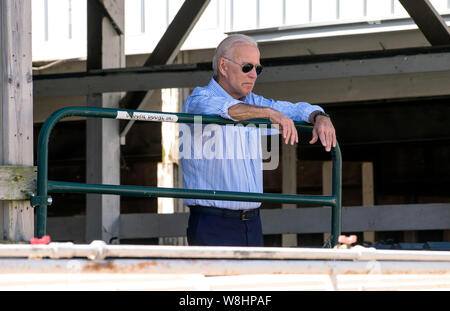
[
  {"xmin": 120, "ymin": 212, "xmax": 188, "ymax": 240},
  {"xmin": 322, "ymin": 161, "xmax": 332, "ymax": 243},
  {"xmin": 46, "ymin": 203, "xmax": 450, "ymax": 241},
  {"xmin": 0, "ymin": 0, "xmax": 34, "ymax": 241},
  {"xmin": 362, "ymin": 162, "xmax": 375, "ymax": 243},
  {"xmin": 47, "ymin": 216, "xmax": 85, "ymax": 242},
  {"xmin": 281, "ymin": 143, "xmax": 297, "ymax": 246},
  {"xmin": 0, "ymin": 166, "xmax": 36, "ymax": 200},
  {"xmin": 125, "ymin": 203, "xmax": 450, "ymax": 238}
]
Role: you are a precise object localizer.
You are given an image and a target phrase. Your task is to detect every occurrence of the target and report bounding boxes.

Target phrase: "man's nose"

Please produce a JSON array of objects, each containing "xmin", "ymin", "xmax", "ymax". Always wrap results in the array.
[{"xmin": 248, "ymin": 67, "xmax": 258, "ymax": 79}]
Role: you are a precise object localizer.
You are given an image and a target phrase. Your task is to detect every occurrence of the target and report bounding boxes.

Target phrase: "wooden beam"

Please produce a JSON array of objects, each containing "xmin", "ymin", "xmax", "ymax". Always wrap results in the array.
[
  {"xmin": 96, "ymin": 0, "xmax": 125, "ymax": 35},
  {"xmin": 399, "ymin": 0, "xmax": 450, "ymax": 46},
  {"xmin": 33, "ymin": 47, "xmax": 450, "ymax": 98},
  {"xmin": 45, "ymin": 203, "xmax": 450, "ymax": 241},
  {"xmin": 119, "ymin": 0, "xmax": 210, "ymax": 143},
  {"xmin": 140, "ymin": 0, "xmax": 210, "ymax": 68},
  {"xmin": 0, "ymin": 0, "xmax": 34, "ymax": 241}
]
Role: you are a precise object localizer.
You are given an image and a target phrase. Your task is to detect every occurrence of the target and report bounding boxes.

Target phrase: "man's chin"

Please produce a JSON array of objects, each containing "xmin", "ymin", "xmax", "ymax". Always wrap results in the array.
[{"xmin": 242, "ymin": 86, "xmax": 254, "ymax": 95}]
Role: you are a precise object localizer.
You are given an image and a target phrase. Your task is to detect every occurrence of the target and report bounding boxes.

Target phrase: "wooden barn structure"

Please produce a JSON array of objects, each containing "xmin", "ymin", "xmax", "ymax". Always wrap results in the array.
[{"xmin": 1, "ymin": 0, "xmax": 450, "ymax": 290}]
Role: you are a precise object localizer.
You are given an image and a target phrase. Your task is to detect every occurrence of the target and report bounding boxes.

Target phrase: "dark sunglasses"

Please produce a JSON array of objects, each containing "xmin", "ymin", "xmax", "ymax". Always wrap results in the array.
[{"xmin": 223, "ymin": 57, "xmax": 263, "ymax": 75}]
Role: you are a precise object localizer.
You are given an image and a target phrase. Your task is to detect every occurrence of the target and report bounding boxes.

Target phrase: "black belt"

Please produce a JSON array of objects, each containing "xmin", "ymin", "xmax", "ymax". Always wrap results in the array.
[{"xmin": 189, "ymin": 205, "xmax": 260, "ymax": 221}]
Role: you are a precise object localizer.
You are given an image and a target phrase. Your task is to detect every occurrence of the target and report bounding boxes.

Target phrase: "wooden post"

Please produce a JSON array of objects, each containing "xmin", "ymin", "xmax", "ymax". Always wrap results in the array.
[
  {"xmin": 322, "ymin": 161, "xmax": 333, "ymax": 244},
  {"xmin": 157, "ymin": 52, "xmax": 191, "ymax": 246},
  {"xmin": 0, "ymin": 0, "xmax": 34, "ymax": 241},
  {"xmin": 86, "ymin": 0, "xmax": 125, "ymax": 244},
  {"xmin": 323, "ymin": 161, "xmax": 376, "ymax": 245},
  {"xmin": 0, "ymin": 167, "xmax": 36, "ymax": 200},
  {"xmin": 157, "ymin": 83, "xmax": 187, "ymax": 246},
  {"xmin": 281, "ymin": 143, "xmax": 298, "ymax": 247},
  {"xmin": 362, "ymin": 162, "xmax": 375, "ymax": 243}
]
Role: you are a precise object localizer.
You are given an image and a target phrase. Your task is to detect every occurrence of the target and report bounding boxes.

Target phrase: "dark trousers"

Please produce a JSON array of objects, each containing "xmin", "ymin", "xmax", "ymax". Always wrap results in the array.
[{"xmin": 186, "ymin": 206, "xmax": 264, "ymax": 247}]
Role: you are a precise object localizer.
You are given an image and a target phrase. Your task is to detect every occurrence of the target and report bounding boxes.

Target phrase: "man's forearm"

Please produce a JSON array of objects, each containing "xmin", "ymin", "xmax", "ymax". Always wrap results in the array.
[
  {"xmin": 229, "ymin": 103, "xmax": 301, "ymax": 145},
  {"xmin": 228, "ymin": 103, "xmax": 271, "ymax": 120}
]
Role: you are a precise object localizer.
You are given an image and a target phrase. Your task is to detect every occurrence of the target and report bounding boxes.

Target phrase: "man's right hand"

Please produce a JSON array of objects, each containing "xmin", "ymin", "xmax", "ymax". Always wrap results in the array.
[
  {"xmin": 267, "ymin": 108, "xmax": 298, "ymax": 145},
  {"xmin": 228, "ymin": 104, "xmax": 298, "ymax": 145}
]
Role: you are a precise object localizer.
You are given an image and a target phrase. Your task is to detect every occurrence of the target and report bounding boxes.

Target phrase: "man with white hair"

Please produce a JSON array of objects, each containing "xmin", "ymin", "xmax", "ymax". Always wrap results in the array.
[{"xmin": 181, "ymin": 34, "xmax": 336, "ymax": 247}]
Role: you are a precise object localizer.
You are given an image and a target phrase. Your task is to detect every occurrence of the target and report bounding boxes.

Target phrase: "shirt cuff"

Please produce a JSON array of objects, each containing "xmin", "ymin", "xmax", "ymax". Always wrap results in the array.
[{"xmin": 219, "ymin": 99, "xmax": 242, "ymax": 121}]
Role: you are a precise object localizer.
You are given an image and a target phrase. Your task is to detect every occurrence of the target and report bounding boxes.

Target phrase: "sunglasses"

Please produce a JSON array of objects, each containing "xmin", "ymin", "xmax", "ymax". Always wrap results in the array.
[{"xmin": 223, "ymin": 57, "xmax": 263, "ymax": 75}]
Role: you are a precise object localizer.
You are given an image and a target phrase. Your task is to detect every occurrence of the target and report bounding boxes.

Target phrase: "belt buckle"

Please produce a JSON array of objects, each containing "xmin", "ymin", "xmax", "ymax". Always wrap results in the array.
[{"xmin": 241, "ymin": 210, "xmax": 248, "ymax": 221}]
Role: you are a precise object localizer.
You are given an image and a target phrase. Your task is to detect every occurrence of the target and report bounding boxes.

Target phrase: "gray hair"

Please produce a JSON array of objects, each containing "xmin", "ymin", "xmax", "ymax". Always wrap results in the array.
[{"xmin": 212, "ymin": 34, "xmax": 258, "ymax": 77}]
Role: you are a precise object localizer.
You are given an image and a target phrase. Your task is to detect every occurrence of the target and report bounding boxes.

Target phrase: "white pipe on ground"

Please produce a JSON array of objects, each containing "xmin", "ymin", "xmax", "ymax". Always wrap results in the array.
[{"xmin": 1, "ymin": 241, "xmax": 450, "ymax": 262}]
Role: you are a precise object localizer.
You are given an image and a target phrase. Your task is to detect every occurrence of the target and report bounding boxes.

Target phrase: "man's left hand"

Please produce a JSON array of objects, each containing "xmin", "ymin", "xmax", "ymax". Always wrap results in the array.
[{"xmin": 309, "ymin": 115, "xmax": 336, "ymax": 152}]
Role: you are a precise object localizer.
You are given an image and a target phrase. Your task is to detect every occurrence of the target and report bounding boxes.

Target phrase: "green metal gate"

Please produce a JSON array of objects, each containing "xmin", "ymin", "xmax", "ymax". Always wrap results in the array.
[{"xmin": 31, "ymin": 106, "xmax": 342, "ymax": 247}]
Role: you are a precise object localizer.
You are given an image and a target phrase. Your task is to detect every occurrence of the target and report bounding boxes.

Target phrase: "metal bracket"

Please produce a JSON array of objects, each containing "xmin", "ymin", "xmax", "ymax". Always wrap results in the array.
[{"xmin": 30, "ymin": 195, "xmax": 53, "ymax": 207}]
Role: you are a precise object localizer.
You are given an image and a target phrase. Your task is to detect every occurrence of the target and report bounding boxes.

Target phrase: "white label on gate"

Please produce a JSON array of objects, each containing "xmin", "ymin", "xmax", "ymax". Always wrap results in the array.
[{"xmin": 117, "ymin": 111, "xmax": 178, "ymax": 122}]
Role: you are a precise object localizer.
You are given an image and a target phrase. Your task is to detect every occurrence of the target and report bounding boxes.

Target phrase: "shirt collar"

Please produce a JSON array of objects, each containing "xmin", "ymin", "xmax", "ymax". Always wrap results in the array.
[{"xmin": 208, "ymin": 77, "xmax": 248, "ymax": 102}]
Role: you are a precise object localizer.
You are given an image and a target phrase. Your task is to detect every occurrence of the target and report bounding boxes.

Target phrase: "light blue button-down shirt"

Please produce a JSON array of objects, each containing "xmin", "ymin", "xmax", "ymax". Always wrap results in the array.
[{"xmin": 180, "ymin": 77, "xmax": 324, "ymax": 210}]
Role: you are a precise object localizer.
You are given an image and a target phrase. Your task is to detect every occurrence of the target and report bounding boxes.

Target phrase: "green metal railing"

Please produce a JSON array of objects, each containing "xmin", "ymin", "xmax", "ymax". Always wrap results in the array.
[{"xmin": 31, "ymin": 106, "xmax": 342, "ymax": 247}]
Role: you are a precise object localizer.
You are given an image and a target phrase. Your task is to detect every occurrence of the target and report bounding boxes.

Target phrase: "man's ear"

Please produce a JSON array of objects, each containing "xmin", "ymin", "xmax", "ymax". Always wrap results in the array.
[{"xmin": 218, "ymin": 57, "xmax": 228, "ymax": 77}]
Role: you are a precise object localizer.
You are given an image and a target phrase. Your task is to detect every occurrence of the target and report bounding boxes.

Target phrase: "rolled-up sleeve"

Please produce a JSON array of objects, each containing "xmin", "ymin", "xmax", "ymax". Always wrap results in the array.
[
  {"xmin": 183, "ymin": 88, "xmax": 242, "ymax": 121},
  {"xmin": 251, "ymin": 94, "xmax": 324, "ymax": 123}
]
